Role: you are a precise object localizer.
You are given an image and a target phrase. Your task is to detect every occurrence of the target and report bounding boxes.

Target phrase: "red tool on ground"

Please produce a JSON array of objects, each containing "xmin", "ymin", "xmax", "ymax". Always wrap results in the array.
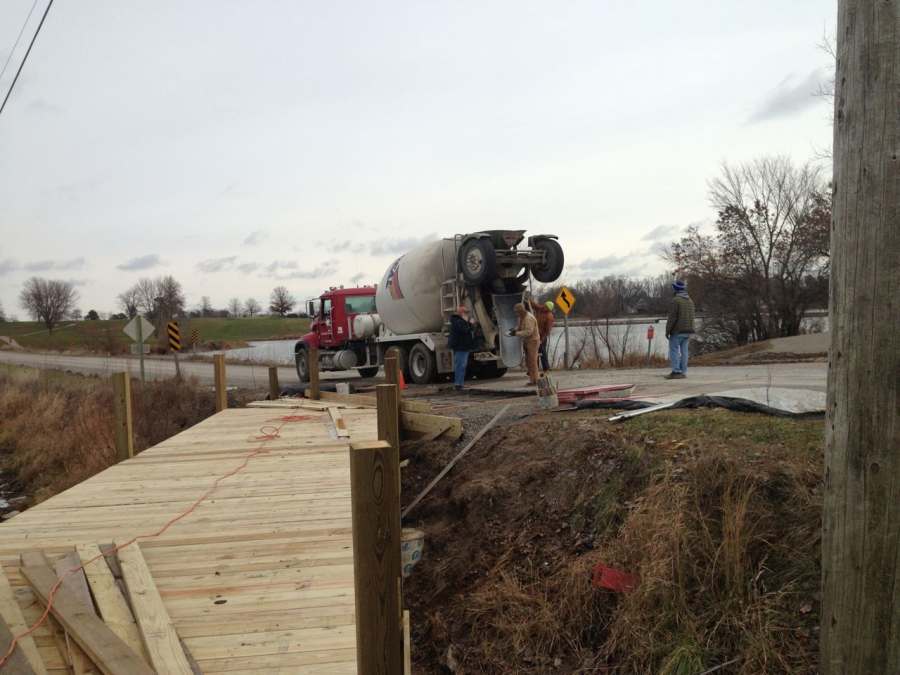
[
  {"xmin": 556, "ymin": 384, "xmax": 636, "ymax": 405},
  {"xmin": 591, "ymin": 563, "xmax": 638, "ymax": 593}
]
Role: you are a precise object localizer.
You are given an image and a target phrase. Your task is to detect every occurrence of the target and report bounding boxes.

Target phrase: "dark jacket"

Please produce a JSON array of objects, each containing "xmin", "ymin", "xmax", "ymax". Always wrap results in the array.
[
  {"xmin": 666, "ymin": 293, "xmax": 696, "ymax": 337},
  {"xmin": 448, "ymin": 314, "xmax": 476, "ymax": 351}
]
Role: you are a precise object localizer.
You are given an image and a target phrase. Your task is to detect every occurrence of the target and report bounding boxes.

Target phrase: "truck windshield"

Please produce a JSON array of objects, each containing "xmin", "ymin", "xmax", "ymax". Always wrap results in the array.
[{"xmin": 345, "ymin": 295, "xmax": 376, "ymax": 314}]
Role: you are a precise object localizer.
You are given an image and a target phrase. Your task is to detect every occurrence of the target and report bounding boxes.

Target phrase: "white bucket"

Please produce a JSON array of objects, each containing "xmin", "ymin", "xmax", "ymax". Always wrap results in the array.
[
  {"xmin": 336, "ymin": 382, "xmax": 351, "ymax": 395},
  {"xmin": 401, "ymin": 528, "xmax": 425, "ymax": 578}
]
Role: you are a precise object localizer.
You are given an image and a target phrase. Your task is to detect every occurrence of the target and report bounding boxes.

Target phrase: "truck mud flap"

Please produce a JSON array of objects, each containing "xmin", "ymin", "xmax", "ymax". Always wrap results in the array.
[{"xmin": 492, "ymin": 293, "xmax": 524, "ymax": 368}]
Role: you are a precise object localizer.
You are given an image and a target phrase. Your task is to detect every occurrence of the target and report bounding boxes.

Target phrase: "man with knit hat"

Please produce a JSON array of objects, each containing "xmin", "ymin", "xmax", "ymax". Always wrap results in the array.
[
  {"xmin": 664, "ymin": 280, "xmax": 695, "ymax": 379},
  {"xmin": 530, "ymin": 298, "xmax": 556, "ymax": 371}
]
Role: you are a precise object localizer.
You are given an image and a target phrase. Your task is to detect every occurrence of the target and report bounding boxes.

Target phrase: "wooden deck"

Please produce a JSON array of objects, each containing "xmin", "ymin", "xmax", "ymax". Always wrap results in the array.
[{"xmin": 0, "ymin": 403, "xmax": 379, "ymax": 674}]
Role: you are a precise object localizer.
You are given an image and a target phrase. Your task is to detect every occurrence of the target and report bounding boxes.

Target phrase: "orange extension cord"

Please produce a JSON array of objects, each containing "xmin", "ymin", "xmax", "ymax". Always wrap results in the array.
[{"xmin": 0, "ymin": 413, "xmax": 314, "ymax": 669}]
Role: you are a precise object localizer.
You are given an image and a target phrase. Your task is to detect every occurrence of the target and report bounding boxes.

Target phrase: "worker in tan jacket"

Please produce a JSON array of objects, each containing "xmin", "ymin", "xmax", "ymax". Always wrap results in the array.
[{"xmin": 509, "ymin": 303, "xmax": 541, "ymax": 385}]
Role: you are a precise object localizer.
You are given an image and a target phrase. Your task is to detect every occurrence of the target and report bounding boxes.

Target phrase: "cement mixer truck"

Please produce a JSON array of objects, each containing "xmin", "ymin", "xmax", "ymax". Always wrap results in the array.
[{"xmin": 294, "ymin": 231, "xmax": 564, "ymax": 384}]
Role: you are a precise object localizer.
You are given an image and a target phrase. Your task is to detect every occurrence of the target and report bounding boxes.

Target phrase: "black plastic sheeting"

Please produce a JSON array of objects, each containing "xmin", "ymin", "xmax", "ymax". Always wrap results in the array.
[{"xmin": 576, "ymin": 395, "xmax": 825, "ymax": 418}]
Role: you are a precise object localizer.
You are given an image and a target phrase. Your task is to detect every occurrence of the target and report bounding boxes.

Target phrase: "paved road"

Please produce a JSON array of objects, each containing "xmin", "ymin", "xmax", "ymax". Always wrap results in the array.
[{"xmin": 0, "ymin": 349, "xmax": 826, "ymax": 400}]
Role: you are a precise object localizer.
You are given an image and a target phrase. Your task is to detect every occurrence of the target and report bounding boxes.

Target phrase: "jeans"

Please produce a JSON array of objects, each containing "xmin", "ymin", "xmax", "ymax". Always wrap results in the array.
[
  {"xmin": 669, "ymin": 333, "xmax": 690, "ymax": 374},
  {"xmin": 539, "ymin": 339, "xmax": 550, "ymax": 371},
  {"xmin": 453, "ymin": 350, "xmax": 469, "ymax": 387}
]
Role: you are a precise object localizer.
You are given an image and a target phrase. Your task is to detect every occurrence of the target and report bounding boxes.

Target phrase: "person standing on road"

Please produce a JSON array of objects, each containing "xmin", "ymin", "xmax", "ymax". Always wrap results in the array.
[
  {"xmin": 665, "ymin": 280, "xmax": 695, "ymax": 379},
  {"xmin": 530, "ymin": 299, "xmax": 556, "ymax": 371},
  {"xmin": 509, "ymin": 302, "xmax": 541, "ymax": 385},
  {"xmin": 448, "ymin": 305, "xmax": 476, "ymax": 391}
]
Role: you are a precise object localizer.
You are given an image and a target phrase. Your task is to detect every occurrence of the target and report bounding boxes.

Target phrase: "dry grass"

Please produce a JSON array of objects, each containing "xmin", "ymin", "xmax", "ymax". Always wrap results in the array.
[{"xmin": 0, "ymin": 367, "xmax": 250, "ymax": 503}]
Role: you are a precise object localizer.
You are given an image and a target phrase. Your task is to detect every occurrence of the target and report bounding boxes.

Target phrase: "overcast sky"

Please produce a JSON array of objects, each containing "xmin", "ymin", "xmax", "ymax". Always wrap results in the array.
[{"xmin": 0, "ymin": 0, "xmax": 834, "ymax": 317}]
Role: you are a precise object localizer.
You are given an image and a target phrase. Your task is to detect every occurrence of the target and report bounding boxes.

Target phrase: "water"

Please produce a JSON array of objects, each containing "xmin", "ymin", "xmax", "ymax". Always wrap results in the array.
[{"xmin": 201, "ymin": 340, "xmax": 298, "ymax": 365}]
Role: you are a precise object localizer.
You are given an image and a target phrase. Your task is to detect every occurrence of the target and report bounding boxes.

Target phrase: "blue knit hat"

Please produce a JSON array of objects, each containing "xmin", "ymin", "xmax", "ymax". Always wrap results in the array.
[{"xmin": 672, "ymin": 280, "xmax": 686, "ymax": 292}]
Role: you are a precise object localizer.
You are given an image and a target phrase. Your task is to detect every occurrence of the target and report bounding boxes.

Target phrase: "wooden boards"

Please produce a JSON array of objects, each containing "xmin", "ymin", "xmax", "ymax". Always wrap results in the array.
[
  {"xmin": 20, "ymin": 554, "xmax": 153, "ymax": 675},
  {"xmin": 0, "ymin": 569, "xmax": 45, "ymax": 674},
  {"xmin": 117, "ymin": 544, "xmax": 193, "ymax": 675}
]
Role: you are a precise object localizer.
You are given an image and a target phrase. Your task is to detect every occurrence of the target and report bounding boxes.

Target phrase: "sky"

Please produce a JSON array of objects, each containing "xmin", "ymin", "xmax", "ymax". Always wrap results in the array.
[{"xmin": 0, "ymin": 0, "xmax": 835, "ymax": 318}]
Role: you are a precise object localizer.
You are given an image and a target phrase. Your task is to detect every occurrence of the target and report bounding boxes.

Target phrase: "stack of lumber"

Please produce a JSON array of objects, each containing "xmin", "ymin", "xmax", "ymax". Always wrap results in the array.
[{"xmin": 0, "ymin": 405, "xmax": 380, "ymax": 674}]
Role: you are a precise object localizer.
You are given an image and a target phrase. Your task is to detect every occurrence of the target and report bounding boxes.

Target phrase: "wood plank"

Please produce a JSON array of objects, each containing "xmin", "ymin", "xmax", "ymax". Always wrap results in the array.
[
  {"xmin": 19, "ymin": 555, "xmax": 153, "ymax": 675},
  {"xmin": 0, "ymin": 568, "xmax": 47, "ymax": 674},
  {"xmin": 402, "ymin": 610, "xmax": 411, "ymax": 675},
  {"xmin": 116, "ymin": 544, "xmax": 192, "ymax": 675},
  {"xmin": 52, "ymin": 551, "xmax": 97, "ymax": 674},
  {"xmin": 400, "ymin": 411, "xmax": 463, "ymax": 440},
  {"xmin": 0, "ymin": 613, "xmax": 38, "ymax": 674},
  {"xmin": 329, "ymin": 406, "xmax": 350, "ymax": 438},
  {"xmin": 315, "ymin": 390, "xmax": 431, "ymax": 413},
  {"xmin": 75, "ymin": 545, "xmax": 147, "ymax": 664}
]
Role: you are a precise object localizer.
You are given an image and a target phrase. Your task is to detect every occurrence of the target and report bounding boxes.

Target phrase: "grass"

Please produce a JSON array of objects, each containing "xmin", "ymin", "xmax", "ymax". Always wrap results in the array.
[
  {"xmin": 405, "ymin": 408, "xmax": 824, "ymax": 673},
  {"xmin": 0, "ymin": 317, "xmax": 310, "ymax": 354},
  {"xmin": 0, "ymin": 365, "xmax": 255, "ymax": 503}
]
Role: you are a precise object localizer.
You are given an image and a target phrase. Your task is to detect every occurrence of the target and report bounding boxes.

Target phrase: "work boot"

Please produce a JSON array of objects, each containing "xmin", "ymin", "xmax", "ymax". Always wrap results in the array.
[
  {"xmin": 455, "ymin": 385, "xmax": 464, "ymax": 391},
  {"xmin": 664, "ymin": 372, "xmax": 686, "ymax": 380}
]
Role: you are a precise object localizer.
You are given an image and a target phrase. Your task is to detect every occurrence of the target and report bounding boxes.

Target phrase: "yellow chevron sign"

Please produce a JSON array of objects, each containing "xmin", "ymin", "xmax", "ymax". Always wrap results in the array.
[
  {"xmin": 167, "ymin": 321, "xmax": 182, "ymax": 351},
  {"xmin": 554, "ymin": 286, "xmax": 576, "ymax": 316}
]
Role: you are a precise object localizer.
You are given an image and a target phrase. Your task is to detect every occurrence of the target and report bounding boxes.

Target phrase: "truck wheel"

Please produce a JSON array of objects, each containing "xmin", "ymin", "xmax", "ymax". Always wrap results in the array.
[
  {"xmin": 295, "ymin": 347, "xmax": 310, "ymax": 383},
  {"xmin": 459, "ymin": 238, "xmax": 497, "ymax": 285},
  {"xmin": 408, "ymin": 342, "xmax": 437, "ymax": 384},
  {"xmin": 357, "ymin": 367, "xmax": 379, "ymax": 378},
  {"xmin": 531, "ymin": 238, "xmax": 565, "ymax": 282}
]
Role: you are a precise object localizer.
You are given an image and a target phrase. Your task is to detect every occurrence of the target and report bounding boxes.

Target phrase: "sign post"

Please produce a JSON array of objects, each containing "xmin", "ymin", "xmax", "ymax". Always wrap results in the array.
[
  {"xmin": 167, "ymin": 320, "xmax": 182, "ymax": 378},
  {"xmin": 554, "ymin": 286, "xmax": 576, "ymax": 369},
  {"xmin": 646, "ymin": 324, "xmax": 655, "ymax": 364},
  {"xmin": 123, "ymin": 316, "xmax": 155, "ymax": 383}
]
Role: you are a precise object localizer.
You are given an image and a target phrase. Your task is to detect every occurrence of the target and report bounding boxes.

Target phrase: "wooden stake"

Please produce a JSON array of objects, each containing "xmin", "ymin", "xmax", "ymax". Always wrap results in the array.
[
  {"xmin": 111, "ymin": 372, "xmax": 134, "ymax": 462},
  {"xmin": 384, "ymin": 353, "xmax": 399, "ymax": 387},
  {"xmin": 822, "ymin": 4, "xmax": 900, "ymax": 672},
  {"xmin": 348, "ymin": 439, "xmax": 402, "ymax": 675},
  {"xmin": 267, "ymin": 366, "xmax": 280, "ymax": 400},
  {"xmin": 308, "ymin": 346, "xmax": 320, "ymax": 400},
  {"xmin": 376, "ymin": 384, "xmax": 400, "ymax": 456},
  {"xmin": 213, "ymin": 354, "xmax": 227, "ymax": 412}
]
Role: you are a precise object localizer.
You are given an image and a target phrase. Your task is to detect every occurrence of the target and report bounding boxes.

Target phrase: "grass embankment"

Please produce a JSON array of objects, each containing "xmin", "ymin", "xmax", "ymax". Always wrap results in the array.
[
  {"xmin": 404, "ymin": 408, "xmax": 823, "ymax": 674},
  {"xmin": 0, "ymin": 317, "xmax": 310, "ymax": 354},
  {"xmin": 0, "ymin": 365, "xmax": 253, "ymax": 504}
]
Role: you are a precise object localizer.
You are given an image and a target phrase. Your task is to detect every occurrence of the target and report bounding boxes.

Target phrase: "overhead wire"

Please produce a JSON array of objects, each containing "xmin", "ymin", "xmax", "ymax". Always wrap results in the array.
[
  {"xmin": 0, "ymin": 0, "xmax": 40, "ymax": 85},
  {"xmin": 0, "ymin": 0, "xmax": 54, "ymax": 118}
]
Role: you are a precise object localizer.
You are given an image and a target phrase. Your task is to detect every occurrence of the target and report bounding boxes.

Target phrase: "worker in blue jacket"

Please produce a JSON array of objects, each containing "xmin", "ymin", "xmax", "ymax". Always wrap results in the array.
[{"xmin": 448, "ymin": 305, "xmax": 476, "ymax": 391}]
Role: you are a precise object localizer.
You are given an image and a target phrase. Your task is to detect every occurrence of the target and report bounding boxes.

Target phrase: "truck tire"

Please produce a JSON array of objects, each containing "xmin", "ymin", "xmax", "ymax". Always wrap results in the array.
[
  {"xmin": 531, "ymin": 237, "xmax": 565, "ymax": 282},
  {"xmin": 459, "ymin": 238, "xmax": 497, "ymax": 285},
  {"xmin": 408, "ymin": 342, "xmax": 437, "ymax": 384},
  {"xmin": 295, "ymin": 347, "xmax": 310, "ymax": 383},
  {"xmin": 357, "ymin": 366, "xmax": 379, "ymax": 378}
]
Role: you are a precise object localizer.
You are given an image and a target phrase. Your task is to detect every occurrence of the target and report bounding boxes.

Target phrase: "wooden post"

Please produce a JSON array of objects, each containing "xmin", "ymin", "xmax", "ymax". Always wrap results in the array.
[
  {"xmin": 111, "ymin": 372, "xmax": 134, "ymax": 462},
  {"xmin": 308, "ymin": 346, "xmax": 320, "ymax": 400},
  {"xmin": 376, "ymin": 383, "xmax": 401, "ymax": 458},
  {"xmin": 384, "ymin": 353, "xmax": 399, "ymax": 387},
  {"xmin": 822, "ymin": 4, "xmax": 900, "ymax": 673},
  {"xmin": 348, "ymin": 439, "xmax": 402, "ymax": 675},
  {"xmin": 213, "ymin": 354, "xmax": 227, "ymax": 412},
  {"xmin": 268, "ymin": 366, "xmax": 280, "ymax": 400}
]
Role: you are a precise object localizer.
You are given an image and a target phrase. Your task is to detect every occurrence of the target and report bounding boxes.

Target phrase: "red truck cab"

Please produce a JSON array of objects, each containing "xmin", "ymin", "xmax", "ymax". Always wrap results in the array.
[{"xmin": 295, "ymin": 286, "xmax": 380, "ymax": 381}]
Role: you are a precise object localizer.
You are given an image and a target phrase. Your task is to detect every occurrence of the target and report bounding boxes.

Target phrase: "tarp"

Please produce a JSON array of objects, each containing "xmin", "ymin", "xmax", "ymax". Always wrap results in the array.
[{"xmin": 572, "ymin": 387, "xmax": 826, "ymax": 420}]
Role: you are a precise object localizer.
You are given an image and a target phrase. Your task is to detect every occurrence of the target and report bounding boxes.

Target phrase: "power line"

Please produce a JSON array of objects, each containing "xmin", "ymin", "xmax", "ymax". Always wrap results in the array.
[
  {"xmin": 0, "ymin": 0, "xmax": 54, "ymax": 118},
  {"xmin": 0, "ymin": 0, "xmax": 41, "ymax": 85}
]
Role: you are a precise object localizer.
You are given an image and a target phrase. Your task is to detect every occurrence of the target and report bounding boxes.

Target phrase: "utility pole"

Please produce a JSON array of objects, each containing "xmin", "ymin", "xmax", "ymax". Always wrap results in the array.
[{"xmin": 822, "ymin": 3, "xmax": 899, "ymax": 673}]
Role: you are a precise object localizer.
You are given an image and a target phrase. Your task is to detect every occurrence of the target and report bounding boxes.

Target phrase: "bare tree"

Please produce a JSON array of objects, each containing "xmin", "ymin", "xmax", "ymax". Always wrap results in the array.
[
  {"xmin": 822, "ymin": 3, "xmax": 899, "ymax": 671},
  {"xmin": 667, "ymin": 156, "xmax": 830, "ymax": 342},
  {"xmin": 269, "ymin": 286, "xmax": 296, "ymax": 317},
  {"xmin": 228, "ymin": 297, "xmax": 243, "ymax": 317},
  {"xmin": 117, "ymin": 286, "xmax": 140, "ymax": 318},
  {"xmin": 19, "ymin": 277, "xmax": 79, "ymax": 332},
  {"xmin": 155, "ymin": 275, "xmax": 186, "ymax": 319},
  {"xmin": 245, "ymin": 298, "xmax": 261, "ymax": 318},
  {"xmin": 0, "ymin": 300, "xmax": 5, "ymax": 322},
  {"xmin": 70, "ymin": 309, "xmax": 83, "ymax": 320},
  {"xmin": 199, "ymin": 296, "xmax": 214, "ymax": 317}
]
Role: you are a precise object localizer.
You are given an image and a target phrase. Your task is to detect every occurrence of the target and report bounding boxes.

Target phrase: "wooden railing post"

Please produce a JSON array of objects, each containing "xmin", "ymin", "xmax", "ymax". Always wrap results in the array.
[
  {"xmin": 268, "ymin": 366, "xmax": 280, "ymax": 400},
  {"xmin": 111, "ymin": 372, "xmax": 134, "ymax": 461},
  {"xmin": 213, "ymin": 354, "xmax": 227, "ymax": 412},
  {"xmin": 384, "ymin": 353, "xmax": 399, "ymax": 387},
  {"xmin": 308, "ymin": 347, "xmax": 320, "ymax": 400},
  {"xmin": 349, "ymin": 439, "xmax": 402, "ymax": 675},
  {"xmin": 376, "ymin": 383, "xmax": 400, "ymax": 458}
]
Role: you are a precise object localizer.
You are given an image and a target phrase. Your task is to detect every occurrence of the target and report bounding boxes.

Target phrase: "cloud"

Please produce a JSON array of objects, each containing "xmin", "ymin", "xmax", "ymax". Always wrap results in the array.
[
  {"xmin": 116, "ymin": 254, "xmax": 163, "ymax": 271},
  {"xmin": 350, "ymin": 272, "xmax": 367, "ymax": 284},
  {"xmin": 243, "ymin": 230, "xmax": 267, "ymax": 246},
  {"xmin": 27, "ymin": 98, "xmax": 63, "ymax": 115},
  {"xmin": 23, "ymin": 257, "xmax": 86, "ymax": 272},
  {"xmin": 331, "ymin": 240, "xmax": 366, "ymax": 254},
  {"xmin": 0, "ymin": 258, "xmax": 20, "ymax": 276},
  {"xmin": 237, "ymin": 262, "xmax": 260, "ymax": 274},
  {"xmin": 196, "ymin": 256, "xmax": 237, "ymax": 273},
  {"xmin": 749, "ymin": 68, "xmax": 830, "ymax": 123},
  {"xmin": 577, "ymin": 255, "xmax": 630, "ymax": 272},
  {"xmin": 263, "ymin": 259, "xmax": 338, "ymax": 280},
  {"xmin": 369, "ymin": 233, "xmax": 438, "ymax": 256},
  {"xmin": 641, "ymin": 224, "xmax": 681, "ymax": 241}
]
